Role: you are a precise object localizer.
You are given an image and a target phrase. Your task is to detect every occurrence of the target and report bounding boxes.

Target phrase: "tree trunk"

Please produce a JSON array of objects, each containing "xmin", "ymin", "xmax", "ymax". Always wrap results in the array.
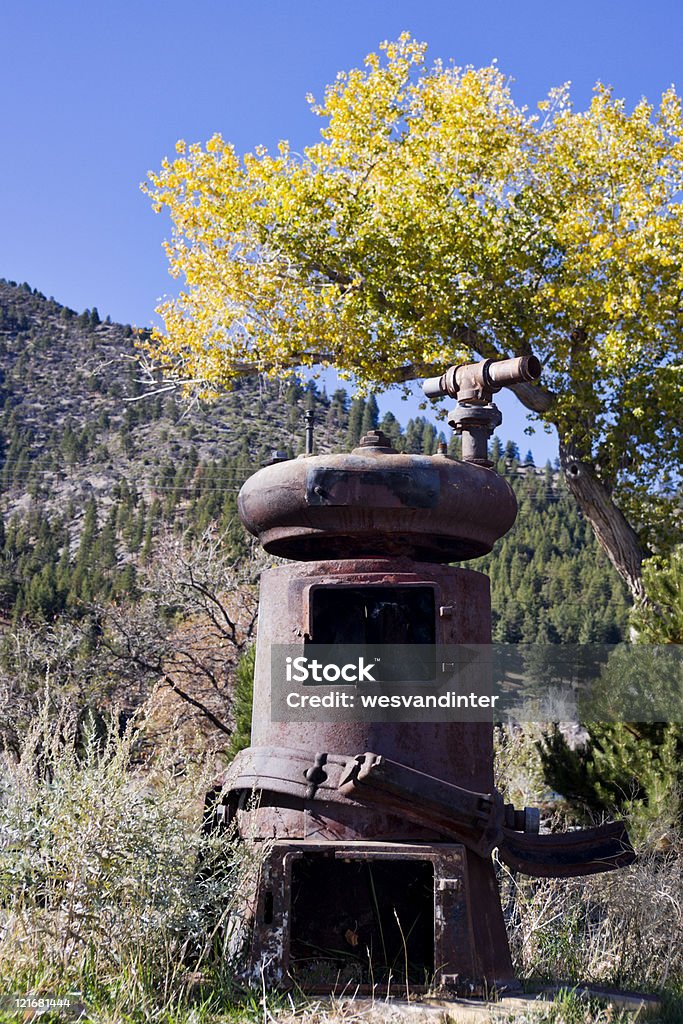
[
  {"xmin": 472, "ymin": 341, "xmax": 649, "ymax": 604},
  {"xmin": 558, "ymin": 440, "xmax": 647, "ymax": 604}
]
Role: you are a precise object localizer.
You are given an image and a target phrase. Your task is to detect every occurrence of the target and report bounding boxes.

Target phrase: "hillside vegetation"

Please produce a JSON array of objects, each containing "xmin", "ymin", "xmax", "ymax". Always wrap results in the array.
[
  {"xmin": 0, "ymin": 278, "xmax": 630, "ymax": 749},
  {"xmin": 2, "ymin": 280, "xmax": 682, "ymax": 1023}
]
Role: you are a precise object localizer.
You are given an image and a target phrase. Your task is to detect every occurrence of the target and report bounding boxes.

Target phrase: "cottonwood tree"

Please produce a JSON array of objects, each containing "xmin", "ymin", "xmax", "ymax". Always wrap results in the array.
[{"xmin": 143, "ymin": 34, "xmax": 683, "ymax": 602}]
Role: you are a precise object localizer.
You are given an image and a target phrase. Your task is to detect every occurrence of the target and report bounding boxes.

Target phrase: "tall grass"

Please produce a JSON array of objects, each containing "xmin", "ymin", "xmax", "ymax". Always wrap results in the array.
[
  {"xmin": 0, "ymin": 701, "xmax": 262, "ymax": 1018},
  {"xmin": 502, "ymin": 843, "xmax": 683, "ymax": 993},
  {"xmin": 2, "ymin": 705, "xmax": 681, "ymax": 1022}
]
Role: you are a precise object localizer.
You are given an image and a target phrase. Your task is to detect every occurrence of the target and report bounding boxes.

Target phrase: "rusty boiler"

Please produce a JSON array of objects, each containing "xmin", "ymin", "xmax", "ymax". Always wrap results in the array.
[{"xmin": 215, "ymin": 355, "xmax": 634, "ymax": 994}]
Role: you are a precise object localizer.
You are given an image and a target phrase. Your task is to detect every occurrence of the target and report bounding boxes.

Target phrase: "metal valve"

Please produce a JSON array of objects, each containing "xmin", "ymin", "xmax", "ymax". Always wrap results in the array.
[{"xmin": 423, "ymin": 355, "xmax": 542, "ymax": 465}]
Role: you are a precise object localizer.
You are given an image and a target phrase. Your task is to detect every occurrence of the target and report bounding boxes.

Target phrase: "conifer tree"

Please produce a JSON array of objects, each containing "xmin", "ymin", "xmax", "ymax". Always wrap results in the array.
[
  {"xmin": 540, "ymin": 548, "xmax": 683, "ymax": 837},
  {"xmin": 346, "ymin": 398, "xmax": 366, "ymax": 448},
  {"xmin": 379, "ymin": 411, "xmax": 402, "ymax": 449},
  {"xmin": 360, "ymin": 393, "xmax": 379, "ymax": 435}
]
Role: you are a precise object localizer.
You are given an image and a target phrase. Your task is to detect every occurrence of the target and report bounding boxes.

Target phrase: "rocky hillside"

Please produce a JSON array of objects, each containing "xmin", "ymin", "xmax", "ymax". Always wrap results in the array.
[
  {"xmin": 0, "ymin": 277, "xmax": 629, "ymax": 754},
  {"xmin": 0, "ymin": 279, "xmax": 349, "ymax": 518}
]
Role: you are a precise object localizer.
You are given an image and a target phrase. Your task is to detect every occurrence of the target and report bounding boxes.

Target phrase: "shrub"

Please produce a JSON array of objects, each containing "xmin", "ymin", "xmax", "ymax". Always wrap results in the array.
[
  {"xmin": 502, "ymin": 835, "xmax": 683, "ymax": 993},
  {"xmin": 0, "ymin": 701, "xmax": 262, "ymax": 1014}
]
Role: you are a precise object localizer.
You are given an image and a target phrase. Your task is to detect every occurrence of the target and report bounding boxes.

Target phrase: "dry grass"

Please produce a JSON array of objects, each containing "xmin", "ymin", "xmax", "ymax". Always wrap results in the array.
[
  {"xmin": 0, "ymin": 709, "xmax": 680, "ymax": 1022},
  {"xmin": 0, "ymin": 699, "xmax": 264, "ymax": 1018},
  {"xmin": 501, "ymin": 840, "xmax": 683, "ymax": 992},
  {"xmin": 493, "ymin": 722, "xmax": 683, "ymax": 993}
]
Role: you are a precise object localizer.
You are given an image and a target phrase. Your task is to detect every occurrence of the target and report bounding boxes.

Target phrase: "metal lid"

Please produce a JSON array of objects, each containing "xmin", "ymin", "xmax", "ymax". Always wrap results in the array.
[{"xmin": 237, "ymin": 438, "xmax": 517, "ymax": 562}]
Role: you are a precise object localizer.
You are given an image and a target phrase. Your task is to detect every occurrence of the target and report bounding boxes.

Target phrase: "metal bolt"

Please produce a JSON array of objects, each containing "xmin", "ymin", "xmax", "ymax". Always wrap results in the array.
[{"xmin": 358, "ymin": 429, "xmax": 397, "ymax": 451}]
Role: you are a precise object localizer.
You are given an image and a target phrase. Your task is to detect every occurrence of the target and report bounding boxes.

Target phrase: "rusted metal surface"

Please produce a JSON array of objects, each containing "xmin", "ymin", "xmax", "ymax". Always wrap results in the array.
[
  {"xmin": 237, "ymin": 445, "xmax": 517, "ymax": 561},
  {"xmin": 448, "ymin": 404, "xmax": 503, "ymax": 464},
  {"xmin": 248, "ymin": 560, "xmax": 496, "ymax": 820},
  {"xmin": 338, "ymin": 753, "xmax": 505, "ymax": 858},
  {"xmin": 220, "ymin": 355, "xmax": 633, "ymax": 993},
  {"xmin": 221, "ymin": 554, "xmax": 516, "ymax": 986},
  {"xmin": 422, "ymin": 355, "xmax": 542, "ymax": 404},
  {"xmin": 222, "ymin": 745, "xmax": 504, "ymax": 857},
  {"xmin": 220, "ymin": 745, "xmax": 633, "ymax": 876},
  {"xmin": 498, "ymin": 821, "xmax": 635, "ymax": 878},
  {"xmin": 248, "ymin": 841, "xmax": 481, "ymax": 993}
]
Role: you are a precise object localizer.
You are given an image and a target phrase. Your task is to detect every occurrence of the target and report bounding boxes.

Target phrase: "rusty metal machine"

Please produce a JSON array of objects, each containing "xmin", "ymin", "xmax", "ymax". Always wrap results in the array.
[{"xmin": 214, "ymin": 355, "xmax": 634, "ymax": 994}]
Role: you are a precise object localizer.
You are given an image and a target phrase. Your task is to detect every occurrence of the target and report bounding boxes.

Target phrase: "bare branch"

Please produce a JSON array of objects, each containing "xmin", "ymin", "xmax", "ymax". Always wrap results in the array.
[{"xmin": 161, "ymin": 675, "xmax": 232, "ymax": 736}]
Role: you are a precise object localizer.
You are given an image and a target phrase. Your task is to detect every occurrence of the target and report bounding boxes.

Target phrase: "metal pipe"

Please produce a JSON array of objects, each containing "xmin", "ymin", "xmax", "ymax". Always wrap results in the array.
[
  {"xmin": 422, "ymin": 355, "xmax": 541, "ymax": 403},
  {"xmin": 423, "ymin": 372, "xmax": 451, "ymax": 401},
  {"xmin": 460, "ymin": 425, "xmax": 490, "ymax": 463},
  {"xmin": 486, "ymin": 355, "xmax": 541, "ymax": 389},
  {"xmin": 304, "ymin": 409, "xmax": 315, "ymax": 455}
]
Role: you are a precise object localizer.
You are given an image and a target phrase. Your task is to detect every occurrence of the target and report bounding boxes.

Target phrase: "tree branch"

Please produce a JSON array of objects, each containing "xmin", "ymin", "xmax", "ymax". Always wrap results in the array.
[
  {"xmin": 162, "ymin": 675, "xmax": 232, "ymax": 736},
  {"xmin": 559, "ymin": 440, "xmax": 647, "ymax": 603}
]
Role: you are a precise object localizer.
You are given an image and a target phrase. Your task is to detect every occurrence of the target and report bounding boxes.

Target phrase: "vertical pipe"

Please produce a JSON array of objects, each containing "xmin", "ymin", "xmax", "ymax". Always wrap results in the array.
[
  {"xmin": 304, "ymin": 409, "xmax": 315, "ymax": 455},
  {"xmin": 461, "ymin": 425, "xmax": 490, "ymax": 463}
]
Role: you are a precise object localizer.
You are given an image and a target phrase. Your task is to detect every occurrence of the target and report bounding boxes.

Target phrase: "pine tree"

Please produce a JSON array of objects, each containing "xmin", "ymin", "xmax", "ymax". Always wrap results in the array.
[
  {"xmin": 490, "ymin": 436, "xmax": 503, "ymax": 463},
  {"xmin": 447, "ymin": 434, "xmax": 462, "ymax": 459},
  {"xmin": 59, "ymin": 417, "xmax": 82, "ymax": 470},
  {"xmin": 346, "ymin": 398, "xmax": 366, "ymax": 448},
  {"xmin": 379, "ymin": 412, "xmax": 402, "ymax": 449},
  {"xmin": 142, "ymin": 500, "xmax": 160, "ymax": 562},
  {"xmin": 420, "ymin": 420, "xmax": 436, "ymax": 454},
  {"xmin": 504, "ymin": 440, "xmax": 520, "ymax": 462},
  {"xmin": 540, "ymin": 548, "xmax": 683, "ymax": 838},
  {"xmin": 404, "ymin": 417, "xmax": 424, "ymax": 453},
  {"xmin": 360, "ymin": 393, "xmax": 379, "ymax": 435}
]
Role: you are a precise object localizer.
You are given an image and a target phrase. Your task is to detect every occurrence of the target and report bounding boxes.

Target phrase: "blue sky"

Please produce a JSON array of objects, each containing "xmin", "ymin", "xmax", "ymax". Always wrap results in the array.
[{"xmin": 2, "ymin": 1, "xmax": 681, "ymax": 460}]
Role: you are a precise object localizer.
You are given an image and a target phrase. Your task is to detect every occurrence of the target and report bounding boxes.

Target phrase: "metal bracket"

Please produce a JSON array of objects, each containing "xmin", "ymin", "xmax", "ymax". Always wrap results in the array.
[{"xmin": 303, "ymin": 752, "xmax": 328, "ymax": 799}]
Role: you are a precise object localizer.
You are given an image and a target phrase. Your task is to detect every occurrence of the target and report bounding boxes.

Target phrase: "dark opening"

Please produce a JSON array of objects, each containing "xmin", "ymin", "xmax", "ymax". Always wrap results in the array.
[
  {"xmin": 309, "ymin": 586, "xmax": 435, "ymax": 645},
  {"xmin": 307, "ymin": 586, "xmax": 437, "ymax": 681},
  {"xmin": 289, "ymin": 854, "xmax": 434, "ymax": 988}
]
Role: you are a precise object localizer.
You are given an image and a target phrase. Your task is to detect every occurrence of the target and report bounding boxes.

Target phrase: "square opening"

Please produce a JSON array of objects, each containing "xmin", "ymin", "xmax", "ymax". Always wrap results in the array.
[
  {"xmin": 306, "ymin": 586, "xmax": 437, "ymax": 682},
  {"xmin": 289, "ymin": 853, "xmax": 434, "ymax": 988},
  {"xmin": 308, "ymin": 586, "xmax": 436, "ymax": 645}
]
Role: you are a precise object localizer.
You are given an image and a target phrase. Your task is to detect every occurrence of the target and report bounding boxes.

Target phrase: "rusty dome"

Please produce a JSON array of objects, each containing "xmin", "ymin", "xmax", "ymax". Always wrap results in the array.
[{"xmin": 237, "ymin": 430, "xmax": 517, "ymax": 561}]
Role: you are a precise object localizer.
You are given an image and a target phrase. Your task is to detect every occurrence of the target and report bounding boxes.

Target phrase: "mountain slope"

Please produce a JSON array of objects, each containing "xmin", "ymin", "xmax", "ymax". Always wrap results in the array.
[{"xmin": 0, "ymin": 276, "xmax": 629, "ymax": 662}]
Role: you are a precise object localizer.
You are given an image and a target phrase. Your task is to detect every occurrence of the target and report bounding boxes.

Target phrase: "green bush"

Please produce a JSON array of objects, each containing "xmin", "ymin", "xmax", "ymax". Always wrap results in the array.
[
  {"xmin": 539, "ymin": 547, "xmax": 683, "ymax": 839},
  {"xmin": 227, "ymin": 646, "xmax": 255, "ymax": 761},
  {"xmin": 0, "ymin": 701, "xmax": 262, "ymax": 1015}
]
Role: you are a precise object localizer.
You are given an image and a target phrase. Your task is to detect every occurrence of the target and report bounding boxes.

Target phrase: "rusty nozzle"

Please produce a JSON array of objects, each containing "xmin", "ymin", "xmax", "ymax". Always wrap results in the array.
[{"xmin": 423, "ymin": 355, "xmax": 541, "ymax": 405}]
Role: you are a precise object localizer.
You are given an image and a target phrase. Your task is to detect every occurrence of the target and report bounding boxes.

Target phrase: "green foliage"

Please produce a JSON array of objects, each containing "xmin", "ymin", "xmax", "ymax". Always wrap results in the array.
[
  {"xmin": 226, "ymin": 646, "xmax": 255, "ymax": 761},
  {"xmin": 360, "ymin": 392, "xmax": 379, "ymax": 435},
  {"xmin": 467, "ymin": 457, "xmax": 630, "ymax": 644},
  {"xmin": 143, "ymin": 34, "xmax": 683, "ymax": 603},
  {"xmin": 633, "ymin": 545, "xmax": 683, "ymax": 643},
  {"xmin": 0, "ymin": 703, "xmax": 262, "ymax": 1005},
  {"xmin": 0, "ymin": 281, "xmax": 629, "ymax": 654},
  {"xmin": 541, "ymin": 722, "xmax": 682, "ymax": 840},
  {"xmin": 540, "ymin": 547, "xmax": 683, "ymax": 836},
  {"xmin": 346, "ymin": 396, "xmax": 366, "ymax": 448},
  {"xmin": 0, "ymin": 281, "xmax": 681, "ymax": 1019}
]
